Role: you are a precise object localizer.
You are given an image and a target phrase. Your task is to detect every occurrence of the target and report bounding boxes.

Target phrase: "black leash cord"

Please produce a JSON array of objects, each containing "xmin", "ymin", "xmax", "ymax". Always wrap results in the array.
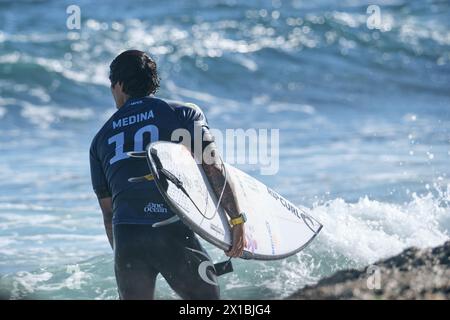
[{"xmin": 158, "ymin": 156, "xmax": 228, "ymax": 221}]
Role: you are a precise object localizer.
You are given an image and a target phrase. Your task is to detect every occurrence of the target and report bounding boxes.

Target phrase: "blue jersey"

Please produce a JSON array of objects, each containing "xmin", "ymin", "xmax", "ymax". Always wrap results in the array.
[{"xmin": 89, "ymin": 96, "xmax": 212, "ymax": 225}]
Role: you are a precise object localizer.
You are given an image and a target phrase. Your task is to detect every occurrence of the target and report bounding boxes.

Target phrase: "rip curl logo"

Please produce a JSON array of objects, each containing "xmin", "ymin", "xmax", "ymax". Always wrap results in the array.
[
  {"xmin": 185, "ymin": 248, "xmax": 218, "ymax": 286},
  {"xmin": 144, "ymin": 202, "xmax": 168, "ymax": 214},
  {"xmin": 267, "ymin": 187, "xmax": 319, "ymax": 233}
]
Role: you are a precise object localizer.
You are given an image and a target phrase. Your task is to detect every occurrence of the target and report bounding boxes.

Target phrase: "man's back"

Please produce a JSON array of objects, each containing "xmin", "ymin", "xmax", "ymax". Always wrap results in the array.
[{"xmin": 90, "ymin": 96, "xmax": 209, "ymax": 225}]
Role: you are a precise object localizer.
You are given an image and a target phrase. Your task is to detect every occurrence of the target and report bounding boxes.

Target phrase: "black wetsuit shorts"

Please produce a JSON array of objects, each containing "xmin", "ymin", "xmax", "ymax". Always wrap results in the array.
[{"xmin": 113, "ymin": 221, "xmax": 220, "ymax": 300}]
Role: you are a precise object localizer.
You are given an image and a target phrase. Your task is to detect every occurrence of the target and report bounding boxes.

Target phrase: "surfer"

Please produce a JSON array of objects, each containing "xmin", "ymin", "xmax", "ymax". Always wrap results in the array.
[{"xmin": 89, "ymin": 50, "xmax": 247, "ymax": 300}]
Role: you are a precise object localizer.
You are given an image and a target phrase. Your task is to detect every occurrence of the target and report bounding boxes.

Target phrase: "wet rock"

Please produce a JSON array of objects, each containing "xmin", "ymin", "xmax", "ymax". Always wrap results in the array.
[{"xmin": 288, "ymin": 241, "xmax": 450, "ymax": 300}]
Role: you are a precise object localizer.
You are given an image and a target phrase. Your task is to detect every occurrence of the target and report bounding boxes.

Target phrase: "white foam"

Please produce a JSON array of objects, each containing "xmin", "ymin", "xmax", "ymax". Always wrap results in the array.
[
  {"xmin": 198, "ymin": 185, "xmax": 450, "ymax": 298},
  {"xmin": 400, "ymin": 17, "xmax": 450, "ymax": 47},
  {"xmin": 1, "ymin": 52, "xmax": 109, "ymax": 86},
  {"xmin": 1, "ymin": 188, "xmax": 449, "ymax": 299},
  {"xmin": 267, "ymin": 102, "xmax": 316, "ymax": 114},
  {"xmin": 309, "ymin": 190, "xmax": 450, "ymax": 265},
  {"xmin": 252, "ymin": 187, "xmax": 450, "ymax": 297},
  {"xmin": 10, "ymin": 271, "xmax": 53, "ymax": 299},
  {"xmin": 0, "ymin": 52, "xmax": 21, "ymax": 63},
  {"xmin": 165, "ymin": 80, "xmax": 241, "ymax": 117},
  {"xmin": 331, "ymin": 11, "xmax": 365, "ymax": 28},
  {"xmin": 18, "ymin": 234, "xmax": 105, "ymax": 242},
  {"xmin": 20, "ymin": 103, "xmax": 94, "ymax": 128},
  {"xmin": 231, "ymin": 55, "xmax": 258, "ymax": 71},
  {"xmin": 0, "ymin": 106, "xmax": 6, "ymax": 119}
]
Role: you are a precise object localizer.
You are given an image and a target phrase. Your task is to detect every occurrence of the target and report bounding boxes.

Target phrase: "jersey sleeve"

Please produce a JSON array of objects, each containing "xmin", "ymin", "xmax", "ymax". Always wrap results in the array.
[
  {"xmin": 89, "ymin": 139, "xmax": 111, "ymax": 199},
  {"xmin": 176, "ymin": 102, "xmax": 215, "ymax": 150}
]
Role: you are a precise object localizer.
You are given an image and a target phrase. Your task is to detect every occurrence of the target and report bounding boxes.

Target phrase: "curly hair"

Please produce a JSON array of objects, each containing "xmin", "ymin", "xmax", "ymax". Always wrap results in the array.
[{"xmin": 109, "ymin": 50, "xmax": 160, "ymax": 98}]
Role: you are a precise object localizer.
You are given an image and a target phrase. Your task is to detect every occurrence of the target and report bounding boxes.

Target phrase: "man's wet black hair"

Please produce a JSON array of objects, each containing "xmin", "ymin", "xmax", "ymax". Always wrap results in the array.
[{"xmin": 109, "ymin": 50, "xmax": 160, "ymax": 98}]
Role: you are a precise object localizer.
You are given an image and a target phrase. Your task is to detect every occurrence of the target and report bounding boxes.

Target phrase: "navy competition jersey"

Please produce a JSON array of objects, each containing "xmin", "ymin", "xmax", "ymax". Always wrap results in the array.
[{"xmin": 89, "ymin": 96, "xmax": 212, "ymax": 225}]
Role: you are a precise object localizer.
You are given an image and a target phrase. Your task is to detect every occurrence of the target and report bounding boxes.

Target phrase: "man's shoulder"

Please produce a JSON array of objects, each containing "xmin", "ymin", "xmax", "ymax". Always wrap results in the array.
[
  {"xmin": 90, "ymin": 109, "xmax": 119, "ymax": 153},
  {"xmin": 164, "ymin": 99, "xmax": 205, "ymax": 122},
  {"xmin": 165, "ymin": 99, "xmax": 202, "ymax": 111},
  {"xmin": 90, "ymin": 126, "xmax": 105, "ymax": 154}
]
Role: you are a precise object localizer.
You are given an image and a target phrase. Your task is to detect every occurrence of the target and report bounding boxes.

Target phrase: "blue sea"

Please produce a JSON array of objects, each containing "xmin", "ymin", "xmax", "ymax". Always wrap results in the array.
[{"xmin": 0, "ymin": 0, "xmax": 449, "ymax": 299}]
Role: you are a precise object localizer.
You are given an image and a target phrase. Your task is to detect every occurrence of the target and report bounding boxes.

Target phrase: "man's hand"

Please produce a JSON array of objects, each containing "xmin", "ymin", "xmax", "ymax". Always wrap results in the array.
[{"xmin": 226, "ymin": 224, "xmax": 247, "ymax": 258}]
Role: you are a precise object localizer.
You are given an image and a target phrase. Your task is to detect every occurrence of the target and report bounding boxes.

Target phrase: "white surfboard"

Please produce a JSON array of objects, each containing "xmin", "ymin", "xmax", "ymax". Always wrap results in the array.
[{"xmin": 146, "ymin": 141, "xmax": 322, "ymax": 260}]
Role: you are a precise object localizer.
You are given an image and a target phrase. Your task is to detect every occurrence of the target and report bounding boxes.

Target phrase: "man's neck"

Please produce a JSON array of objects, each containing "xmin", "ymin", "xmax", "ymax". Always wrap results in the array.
[{"xmin": 116, "ymin": 95, "xmax": 131, "ymax": 109}]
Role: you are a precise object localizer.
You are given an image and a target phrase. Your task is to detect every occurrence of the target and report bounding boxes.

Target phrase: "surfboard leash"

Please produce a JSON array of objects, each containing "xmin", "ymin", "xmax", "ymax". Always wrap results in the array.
[
  {"xmin": 131, "ymin": 147, "xmax": 229, "ymax": 222},
  {"xmin": 155, "ymin": 156, "xmax": 228, "ymax": 222}
]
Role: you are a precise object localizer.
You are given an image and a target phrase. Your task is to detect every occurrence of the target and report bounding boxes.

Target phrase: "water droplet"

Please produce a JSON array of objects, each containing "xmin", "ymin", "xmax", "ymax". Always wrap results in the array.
[{"xmin": 271, "ymin": 10, "xmax": 280, "ymax": 20}]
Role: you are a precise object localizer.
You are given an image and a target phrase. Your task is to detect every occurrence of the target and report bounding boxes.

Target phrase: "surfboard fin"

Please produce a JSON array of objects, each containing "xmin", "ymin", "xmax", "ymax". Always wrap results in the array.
[
  {"xmin": 152, "ymin": 215, "xmax": 180, "ymax": 228},
  {"xmin": 128, "ymin": 174, "xmax": 154, "ymax": 183},
  {"xmin": 127, "ymin": 151, "xmax": 147, "ymax": 158},
  {"xmin": 214, "ymin": 258, "xmax": 234, "ymax": 276}
]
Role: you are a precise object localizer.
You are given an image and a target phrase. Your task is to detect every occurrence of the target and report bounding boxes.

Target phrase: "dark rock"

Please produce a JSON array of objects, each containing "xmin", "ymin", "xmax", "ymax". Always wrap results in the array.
[{"xmin": 288, "ymin": 241, "xmax": 450, "ymax": 300}]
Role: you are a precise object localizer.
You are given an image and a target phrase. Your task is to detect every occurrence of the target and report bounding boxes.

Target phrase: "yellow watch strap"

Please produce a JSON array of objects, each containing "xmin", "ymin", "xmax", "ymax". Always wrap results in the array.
[{"xmin": 229, "ymin": 216, "xmax": 245, "ymax": 226}]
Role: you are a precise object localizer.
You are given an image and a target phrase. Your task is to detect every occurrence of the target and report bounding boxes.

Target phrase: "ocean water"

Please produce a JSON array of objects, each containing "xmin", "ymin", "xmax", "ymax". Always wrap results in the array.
[{"xmin": 0, "ymin": 0, "xmax": 449, "ymax": 299}]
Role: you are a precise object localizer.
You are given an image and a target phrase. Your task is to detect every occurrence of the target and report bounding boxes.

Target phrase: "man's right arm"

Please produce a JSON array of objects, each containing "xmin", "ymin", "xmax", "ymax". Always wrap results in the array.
[
  {"xmin": 89, "ymin": 140, "xmax": 113, "ymax": 250},
  {"xmin": 98, "ymin": 197, "xmax": 113, "ymax": 250},
  {"xmin": 176, "ymin": 102, "xmax": 247, "ymax": 257},
  {"xmin": 202, "ymin": 144, "xmax": 246, "ymax": 258}
]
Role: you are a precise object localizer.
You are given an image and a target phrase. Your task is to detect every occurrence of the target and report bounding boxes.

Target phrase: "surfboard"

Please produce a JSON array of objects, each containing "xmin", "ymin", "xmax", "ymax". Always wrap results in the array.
[{"xmin": 145, "ymin": 141, "xmax": 322, "ymax": 261}]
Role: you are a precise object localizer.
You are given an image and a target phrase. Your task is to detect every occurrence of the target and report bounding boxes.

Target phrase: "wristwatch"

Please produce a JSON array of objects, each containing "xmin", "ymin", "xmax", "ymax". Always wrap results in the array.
[{"xmin": 229, "ymin": 212, "xmax": 247, "ymax": 226}]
